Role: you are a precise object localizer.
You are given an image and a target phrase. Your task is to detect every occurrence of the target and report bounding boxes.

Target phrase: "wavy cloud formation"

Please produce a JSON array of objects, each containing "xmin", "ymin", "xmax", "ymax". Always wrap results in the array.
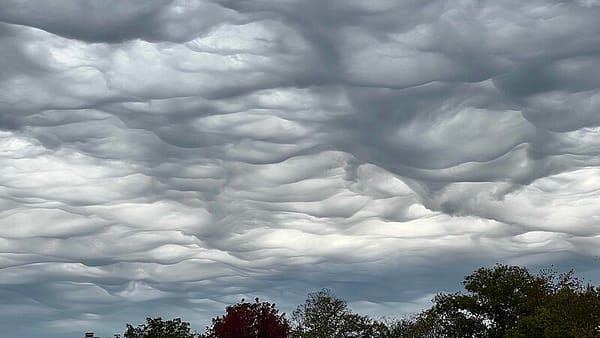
[{"xmin": 1, "ymin": 0, "xmax": 600, "ymax": 336}]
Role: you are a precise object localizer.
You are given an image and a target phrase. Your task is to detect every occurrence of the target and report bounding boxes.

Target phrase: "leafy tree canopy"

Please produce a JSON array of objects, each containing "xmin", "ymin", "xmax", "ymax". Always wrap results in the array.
[
  {"xmin": 124, "ymin": 317, "xmax": 199, "ymax": 338},
  {"xmin": 292, "ymin": 288, "xmax": 388, "ymax": 338},
  {"xmin": 202, "ymin": 298, "xmax": 290, "ymax": 338},
  {"xmin": 118, "ymin": 265, "xmax": 600, "ymax": 338},
  {"xmin": 410, "ymin": 264, "xmax": 600, "ymax": 338}
]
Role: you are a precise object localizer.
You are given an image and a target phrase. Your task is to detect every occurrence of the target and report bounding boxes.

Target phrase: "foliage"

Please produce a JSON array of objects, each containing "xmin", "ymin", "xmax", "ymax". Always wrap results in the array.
[
  {"xmin": 124, "ymin": 317, "xmax": 199, "ymax": 338},
  {"xmin": 119, "ymin": 265, "xmax": 600, "ymax": 338},
  {"xmin": 409, "ymin": 264, "xmax": 542, "ymax": 337},
  {"xmin": 409, "ymin": 265, "xmax": 600, "ymax": 338},
  {"xmin": 291, "ymin": 288, "xmax": 388, "ymax": 338},
  {"xmin": 202, "ymin": 298, "xmax": 290, "ymax": 338},
  {"xmin": 374, "ymin": 317, "xmax": 417, "ymax": 338},
  {"xmin": 506, "ymin": 270, "xmax": 600, "ymax": 338}
]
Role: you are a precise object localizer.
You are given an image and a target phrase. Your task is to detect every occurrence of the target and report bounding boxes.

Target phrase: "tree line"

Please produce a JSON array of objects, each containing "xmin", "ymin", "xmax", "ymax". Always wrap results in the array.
[{"xmin": 119, "ymin": 264, "xmax": 600, "ymax": 338}]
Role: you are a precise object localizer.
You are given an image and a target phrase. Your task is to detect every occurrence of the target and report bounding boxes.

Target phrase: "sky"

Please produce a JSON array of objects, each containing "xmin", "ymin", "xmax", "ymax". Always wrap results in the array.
[{"xmin": 1, "ymin": 0, "xmax": 600, "ymax": 337}]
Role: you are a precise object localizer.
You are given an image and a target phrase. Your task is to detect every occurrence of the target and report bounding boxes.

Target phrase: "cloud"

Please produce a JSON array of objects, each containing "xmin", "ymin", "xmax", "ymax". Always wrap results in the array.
[
  {"xmin": 0, "ymin": 0, "xmax": 242, "ymax": 43},
  {"xmin": 1, "ymin": 0, "xmax": 600, "ymax": 337}
]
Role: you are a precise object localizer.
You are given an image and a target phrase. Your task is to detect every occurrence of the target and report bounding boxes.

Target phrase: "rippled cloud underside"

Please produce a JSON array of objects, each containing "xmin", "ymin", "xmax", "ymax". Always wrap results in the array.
[{"xmin": 2, "ymin": 0, "xmax": 600, "ymax": 337}]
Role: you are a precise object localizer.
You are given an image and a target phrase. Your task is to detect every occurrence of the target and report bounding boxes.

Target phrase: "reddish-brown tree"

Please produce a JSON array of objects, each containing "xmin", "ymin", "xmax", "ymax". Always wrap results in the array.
[{"xmin": 202, "ymin": 298, "xmax": 290, "ymax": 338}]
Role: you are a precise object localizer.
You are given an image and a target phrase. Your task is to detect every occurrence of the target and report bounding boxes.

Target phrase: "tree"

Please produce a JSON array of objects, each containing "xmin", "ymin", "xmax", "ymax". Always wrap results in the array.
[
  {"xmin": 292, "ymin": 289, "xmax": 385, "ymax": 338},
  {"xmin": 409, "ymin": 264, "xmax": 600, "ymax": 338},
  {"xmin": 506, "ymin": 270, "xmax": 600, "ymax": 338},
  {"xmin": 124, "ymin": 317, "xmax": 199, "ymax": 338},
  {"xmin": 202, "ymin": 298, "xmax": 290, "ymax": 338},
  {"xmin": 369, "ymin": 317, "xmax": 416, "ymax": 338},
  {"xmin": 292, "ymin": 289, "xmax": 348, "ymax": 338},
  {"xmin": 409, "ymin": 264, "xmax": 546, "ymax": 338},
  {"xmin": 410, "ymin": 292, "xmax": 487, "ymax": 338},
  {"xmin": 462, "ymin": 264, "xmax": 544, "ymax": 337}
]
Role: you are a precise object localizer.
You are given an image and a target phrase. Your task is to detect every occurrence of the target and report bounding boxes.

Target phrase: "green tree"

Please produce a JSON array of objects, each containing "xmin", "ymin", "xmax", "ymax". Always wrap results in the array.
[
  {"xmin": 124, "ymin": 317, "xmax": 199, "ymax": 338},
  {"xmin": 411, "ymin": 292, "xmax": 487, "ymax": 338},
  {"xmin": 506, "ymin": 270, "xmax": 600, "ymax": 338},
  {"xmin": 409, "ymin": 265, "xmax": 600, "ymax": 338},
  {"xmin": 462, "ymin": 264, "xmax": 544, "ymax": 337},
  {"xmin": 409, "ymin": 264, "xmax": 546, "ymax": 338},
  {"xmin": 292, "ymin": 289, "xmax": 385, "ymax": 338},
  {"xmin": 374, "ymin": 317, "xmax": 417, "ymax": 338}
]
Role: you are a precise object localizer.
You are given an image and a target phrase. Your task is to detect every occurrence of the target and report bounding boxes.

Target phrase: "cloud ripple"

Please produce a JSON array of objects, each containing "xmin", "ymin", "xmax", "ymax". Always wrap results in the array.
[{"xmin": 1, "ymin": 0, "xmax": 600, "ymax": 336}]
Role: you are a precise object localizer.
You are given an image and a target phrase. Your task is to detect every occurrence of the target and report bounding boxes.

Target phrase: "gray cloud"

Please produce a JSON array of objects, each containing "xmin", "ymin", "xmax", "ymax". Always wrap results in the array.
[
  {"xmin": 1, "ymin": 0, "xmax": 600, "ymax": 337},
  {"xmin": 0, "ymin": 0, "xmax": 243, "ymax": 43}
]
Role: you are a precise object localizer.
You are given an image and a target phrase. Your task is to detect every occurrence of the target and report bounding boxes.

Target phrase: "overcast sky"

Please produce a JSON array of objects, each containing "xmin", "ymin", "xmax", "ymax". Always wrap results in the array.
[{"xmin": 2, "ymin": 0, "xmax": 600, "ymax": 337}]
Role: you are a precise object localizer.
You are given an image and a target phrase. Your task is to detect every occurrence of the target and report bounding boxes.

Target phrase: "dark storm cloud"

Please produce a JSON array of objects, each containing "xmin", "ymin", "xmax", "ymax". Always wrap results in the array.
[
  {"xmin": 0, "ymin": 0, "xmax": 242, "ymax": 43},
  {"xmin": 1, "ymin": 0, "xmax": 600, "ymax": 337}
]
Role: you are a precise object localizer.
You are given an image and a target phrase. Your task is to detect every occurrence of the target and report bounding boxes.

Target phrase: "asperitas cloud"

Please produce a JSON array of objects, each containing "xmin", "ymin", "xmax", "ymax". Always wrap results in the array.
[{"xmin": 1, "ymin": 1, "xmax": 600, "ymax": 337}]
